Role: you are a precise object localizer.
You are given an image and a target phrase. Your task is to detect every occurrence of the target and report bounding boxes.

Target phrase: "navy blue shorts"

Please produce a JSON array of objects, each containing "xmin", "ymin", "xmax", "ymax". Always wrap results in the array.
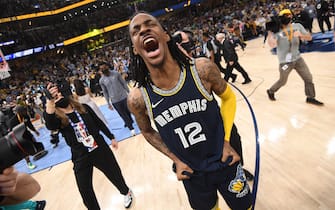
[{"xmin": 182, "ymin": 162, "xmax": 252, "ymax": 210}]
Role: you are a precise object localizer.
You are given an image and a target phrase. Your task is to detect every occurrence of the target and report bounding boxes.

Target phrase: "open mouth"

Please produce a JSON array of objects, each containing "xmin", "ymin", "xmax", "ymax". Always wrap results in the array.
[{"xmin": 143, "ymin": 38, "xmax": 159, "ymax": 52}]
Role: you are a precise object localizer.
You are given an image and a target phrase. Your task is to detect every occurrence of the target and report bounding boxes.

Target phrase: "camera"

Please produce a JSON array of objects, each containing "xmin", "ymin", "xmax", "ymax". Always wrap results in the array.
[
  {"xmin": 43, "ymin": 78, "xmax": 72, "ymax": 100},
  {"xmin": 265, "ymin": 16, "xmax": 281, "ymax": 33},
  {"xmin": 0, "ymin": 123, "xmax": 38, "ymax": 172},
  {"xmin": 172, "ymin": 33, "xmax": 182, "ymax": 44}
]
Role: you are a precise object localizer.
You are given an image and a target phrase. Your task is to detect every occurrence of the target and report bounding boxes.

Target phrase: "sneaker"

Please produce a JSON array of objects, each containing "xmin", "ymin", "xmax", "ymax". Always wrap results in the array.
[
  {"xmin": 35, "ymin": 200, "xmax": 46, "ymax": 210},
  {"xmin": 130, "ymin": 129, "xmax": 136, "ymax": 136},
  {"xmin": 266, "ymin": 89, "xmax": 276, "ymax": 101},
  {"xmin": 243, "ymin": 168, "xmax": 254, "ymax": 181},
  {"xmin": 124, "ymin": 189, "xmax": 134, "ymax": 208},
  {"xmin": 27, "ymin": 162, "xmax": 36, "ymax": 170},
  {"xmin": 231, "ymin": 74, "xmax": 237, "ymax": 83},
  {"xmin": 306, "ymin": 98, "xmax": 324, "ymax": 106},
  {"xmin": 33, "ymin": 150, "xmax": 48, "ymax": 161},
  {"xmin": 242, "ymin": 78, "xmax": 251, "ymax": 84}
]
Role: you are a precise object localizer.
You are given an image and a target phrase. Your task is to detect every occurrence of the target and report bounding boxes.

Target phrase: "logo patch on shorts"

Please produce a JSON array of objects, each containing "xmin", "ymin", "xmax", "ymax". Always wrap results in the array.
[{"xmin": 228, "ymin": 164, "xmax": 249, "ymax": 198}]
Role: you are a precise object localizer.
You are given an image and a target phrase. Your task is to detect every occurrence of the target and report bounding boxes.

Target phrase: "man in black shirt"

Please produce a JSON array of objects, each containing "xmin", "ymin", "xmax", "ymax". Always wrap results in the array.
[
  {"xmin": 216, "ymin": 33, "xmax": 252, "ymax": 84},
  {"xmin": 316, "ymin": 0, "xmax": 332, "ymax": 33},
  {"xmin": 202, "ymin": 32, "xmax": 235, "ymax": 79},
  {"xmin": 292, "ymin": 4, "xmax": 313, "ymax": 32}
]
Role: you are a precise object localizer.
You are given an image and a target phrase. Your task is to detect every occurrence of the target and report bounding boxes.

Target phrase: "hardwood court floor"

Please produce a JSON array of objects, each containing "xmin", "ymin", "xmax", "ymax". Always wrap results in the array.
[{"xmin": 30, "ymin": 34, "xmax": 335, "ymax": 210}]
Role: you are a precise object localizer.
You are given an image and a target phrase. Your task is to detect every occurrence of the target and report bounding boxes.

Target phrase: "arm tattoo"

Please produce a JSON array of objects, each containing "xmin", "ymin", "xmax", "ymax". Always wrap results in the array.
[
  {"xmin": 196, "ymin": 58, "xmax": 226, "ymax": 95},
  {"xmin": 128, "ymin": 89, "xmax": 175, "ymax": 159}
]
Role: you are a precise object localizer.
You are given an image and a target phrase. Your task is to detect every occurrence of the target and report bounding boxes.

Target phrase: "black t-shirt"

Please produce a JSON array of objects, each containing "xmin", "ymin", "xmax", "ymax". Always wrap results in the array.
[
  {"xmin": 44, "ymin": 105, "xmax": 115, "ymax": 163},
  {"xmin": 316, "ymin": 0, "xmax": 329, "ymax": 16},
  {"xmin": 206, "ymin": 39, "xmax": 214, "ymax": 52},
  {"xmin": 207, "ymin": 39, "xmax": 221, "ymax": 62}
]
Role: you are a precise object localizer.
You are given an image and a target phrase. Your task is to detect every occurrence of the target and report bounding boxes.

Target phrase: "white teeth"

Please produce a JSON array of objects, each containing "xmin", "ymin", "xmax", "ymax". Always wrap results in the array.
[{"xmin": 144, "ymin": 38, "xmax": 155, "ymax": 44}]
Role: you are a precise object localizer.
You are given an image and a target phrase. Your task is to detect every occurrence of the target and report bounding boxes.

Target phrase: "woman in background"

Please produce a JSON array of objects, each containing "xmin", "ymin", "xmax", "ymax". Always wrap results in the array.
[
  {"xmin": 44, "ymin": 84, "xmax": 133, "ymax": 209},
  {"xmin": 73, "ymin": 79, "xmax": 109, "ymax": 127}
]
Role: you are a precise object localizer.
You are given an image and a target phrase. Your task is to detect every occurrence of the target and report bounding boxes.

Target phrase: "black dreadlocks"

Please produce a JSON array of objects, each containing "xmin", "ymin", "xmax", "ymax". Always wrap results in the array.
[{"xmin": 128, "ymin": 11, "xmax": 190, "ymax": 87}]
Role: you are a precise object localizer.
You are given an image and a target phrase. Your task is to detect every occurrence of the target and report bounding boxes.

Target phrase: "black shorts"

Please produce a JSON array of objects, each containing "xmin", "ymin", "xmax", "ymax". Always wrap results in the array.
[{"xmin": 182, "ymin": 162, "xmax": 252, "ymax": 210}]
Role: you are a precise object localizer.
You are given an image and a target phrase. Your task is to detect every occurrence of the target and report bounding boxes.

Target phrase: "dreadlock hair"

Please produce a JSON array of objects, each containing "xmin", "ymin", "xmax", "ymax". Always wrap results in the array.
[{"xmin": 128, "ymin": 11, "xmax": 191, "ymax": 88}]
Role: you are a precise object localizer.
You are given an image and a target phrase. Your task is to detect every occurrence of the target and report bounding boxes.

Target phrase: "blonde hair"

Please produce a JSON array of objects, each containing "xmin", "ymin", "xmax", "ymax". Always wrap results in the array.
[{"xmin": 55, "ymin": 97, "xmax": 87, "ymax": 128}]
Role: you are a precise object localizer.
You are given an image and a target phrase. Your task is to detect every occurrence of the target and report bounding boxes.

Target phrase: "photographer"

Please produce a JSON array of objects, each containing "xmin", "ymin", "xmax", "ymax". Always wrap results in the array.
[
  {"xmin": 43, "ymin": 83, "xmax": 134, "ymax": 209},
  {"xmin": 266, "ymin": 9, "xmax": 324, "ymax": 106},
  {"xmin": 0, "ymin": 166, "xmax": 46, "ymax": 209}
]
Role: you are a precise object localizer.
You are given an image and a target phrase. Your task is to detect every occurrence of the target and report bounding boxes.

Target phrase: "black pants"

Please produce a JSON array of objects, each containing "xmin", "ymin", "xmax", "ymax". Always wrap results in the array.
[
  {"xmin": 74, "ymin": 146, "xmax": 129, "ymax": 210},
  {"xmin": 113, "ymin": 98, "xmax": 134, "ymax": 130},
  {"xmin": 317, "ymin": 15, "xmax": 331, "ymax": 33},
  {"xmin": 307, "ymin": 17, "xmax": 313, "ymax": 33},
  {"xmin": 215, "ymin": 60, "xmax": 226, "ymax": 74},
  {"xmin": 224, "ymin": 61, "xmax": 250, "ymax": 82}
]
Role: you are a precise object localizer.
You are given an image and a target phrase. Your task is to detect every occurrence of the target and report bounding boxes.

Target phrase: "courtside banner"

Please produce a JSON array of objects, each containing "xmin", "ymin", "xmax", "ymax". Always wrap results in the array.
[{"xmin": 0, "ymin": 48, "xmax": 11, "ymax": 80}]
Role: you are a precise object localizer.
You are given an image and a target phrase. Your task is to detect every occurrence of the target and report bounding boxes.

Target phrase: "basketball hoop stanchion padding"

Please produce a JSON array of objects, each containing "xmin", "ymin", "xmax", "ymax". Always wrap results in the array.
[{"xmin": 229, "ymin": 82, "xmax": 260, "ymax": 210}]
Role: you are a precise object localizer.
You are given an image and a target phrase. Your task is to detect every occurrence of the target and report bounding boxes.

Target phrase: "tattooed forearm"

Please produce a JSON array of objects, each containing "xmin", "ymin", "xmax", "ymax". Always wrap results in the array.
[
  {"xmin": 142, "ymin": 131, "xmax": 175, "ymax": 159},
  {"xmin": 127, "ymin": 88, "xmax": 177, "ymax": 161}
]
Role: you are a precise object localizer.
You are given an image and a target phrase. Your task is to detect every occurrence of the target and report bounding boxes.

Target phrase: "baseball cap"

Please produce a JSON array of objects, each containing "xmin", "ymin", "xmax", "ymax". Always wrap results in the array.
[{"xmin": 279, "ymin": 9, "xmax": 292, "ymax": 16}]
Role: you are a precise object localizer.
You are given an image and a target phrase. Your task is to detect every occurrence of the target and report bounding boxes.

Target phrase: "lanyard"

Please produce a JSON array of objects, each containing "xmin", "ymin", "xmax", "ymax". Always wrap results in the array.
[
  {"xmin": 69, "ymin": 110, "xmax": 90, "ymax": 140},
  {"xmin": 282, "ymin": 24, "xmax": 293, "ymax": 51},
  {"xmin": 17, "ymin": 114, "xmax": 23, "ymax": 123}
]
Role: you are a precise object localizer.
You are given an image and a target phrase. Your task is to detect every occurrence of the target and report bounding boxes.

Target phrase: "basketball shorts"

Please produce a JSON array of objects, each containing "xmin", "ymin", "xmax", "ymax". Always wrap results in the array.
[{"xmin": 182, "ymin": 162, "xmax": 252, "ymax": 210}]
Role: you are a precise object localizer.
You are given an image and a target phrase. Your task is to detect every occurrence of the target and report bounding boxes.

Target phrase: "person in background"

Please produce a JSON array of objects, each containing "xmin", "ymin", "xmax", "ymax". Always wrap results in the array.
[
  {"xmin": 292, "ymin": 3, "xmax": 312, "ymax": 32},
  {"xmin": 44, "ymin": 84, "xmax": 134, "ymax": 209},
  {"xmin": 89, "ymin": 71, "xmax": 103, "ymax": 97},
  {"xmin": 99, "ymin": 62, "xmax": 136, "ymax": 137},
  {"xmin": 0, "ymin": 108, "xmax": 9, "ymax": 137},
  {"xmin": 127, "ymin": 12, "xmax": 252, "ymax": 210},
  {"xmin": 8, "ymin": 105, "xmax": 48, "ymax": 170},
  {"xmin": 303, "ymin": 0, "xmax": 317, "ymax": 33},
  {"xmin": 216, "ymin": 33, "xmax": 252, "ymax": 84},
  {"xmin": 202, "ymin": 32, "xmax": 228, "ymax": 76},
  {"xmin": 315, "ymin": 0, "xmax": 332, "ymax": 33},
  {"xmin": 266, "ymin": 9, "xmax": 324, "ymax": 106},
  {"xmin": 73, "ymin": 79, "xmax": 109, "ymax": 127}
]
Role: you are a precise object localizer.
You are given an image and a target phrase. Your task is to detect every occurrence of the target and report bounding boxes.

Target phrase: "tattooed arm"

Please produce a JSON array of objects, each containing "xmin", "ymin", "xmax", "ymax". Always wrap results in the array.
[
  {"xmin": 195, "ymin": 57, "xmax": 240, "ymax": 165},
  {"xmin": 127, "ymin": 87, "xmax": 193, "ymax": 180},
  {"xmin": 194, "ymin": 57, "xmax": 227, "ymax": 94}
]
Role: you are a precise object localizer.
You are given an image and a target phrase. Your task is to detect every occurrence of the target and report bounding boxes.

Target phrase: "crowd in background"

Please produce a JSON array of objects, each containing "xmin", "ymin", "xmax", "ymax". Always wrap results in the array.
[
  {"xmin": 0, "ymin": 0, "xmax": 189, "ymax": 54},
  {"xmin": 0, "ymin": 0, "xmax": 334, "ymax": 119},
  {"xmin": 0, "ymin": 0, "xmax": 82, "ymax": 18}
]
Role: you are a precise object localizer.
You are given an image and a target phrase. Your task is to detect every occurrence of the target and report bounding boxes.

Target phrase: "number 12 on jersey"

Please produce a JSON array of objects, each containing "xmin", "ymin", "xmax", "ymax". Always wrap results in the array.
[{"xmin": 174, "ymin": 122, "xmax": 206, "ymax": 148}]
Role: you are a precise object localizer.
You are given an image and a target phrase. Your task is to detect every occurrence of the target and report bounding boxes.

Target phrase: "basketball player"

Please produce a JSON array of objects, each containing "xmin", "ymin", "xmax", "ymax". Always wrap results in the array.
[
  {"xmin": 174, "ymin": 30, "xmax": 254, "ymax": 181},
  {"xmin": 127, "ymin": 12, "xmax": 252, "ymax": 210}
]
